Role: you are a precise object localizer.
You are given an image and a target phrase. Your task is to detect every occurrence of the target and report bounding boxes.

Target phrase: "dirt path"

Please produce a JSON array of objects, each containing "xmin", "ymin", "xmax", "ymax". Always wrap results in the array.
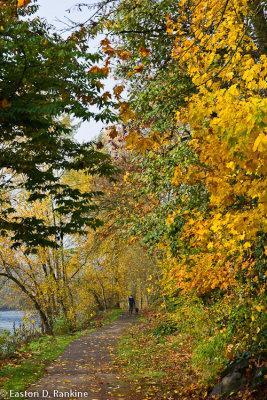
[{"xmin": 26, "ymin": 313, "xmax": 137, "ymax": 400}]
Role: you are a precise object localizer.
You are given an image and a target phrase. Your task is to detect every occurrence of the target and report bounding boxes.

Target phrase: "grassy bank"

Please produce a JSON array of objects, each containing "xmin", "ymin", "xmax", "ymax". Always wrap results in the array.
[
  {"xmin": 116, "ymin": 303, "xmax": 265, "ymax": 400},
  {"xmin": 117, "ymin": 311, "xmax": 203, "ymax": 400},
  {"xmin": 0, "ymin": 309, "xmax": 122, "ymax": 397}
]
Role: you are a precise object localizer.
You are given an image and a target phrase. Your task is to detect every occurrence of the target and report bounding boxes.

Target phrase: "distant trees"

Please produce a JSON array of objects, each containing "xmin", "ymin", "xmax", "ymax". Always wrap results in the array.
[{"xmin": 0, "ymin": 195, "xmax": 90, "ymax": 334}]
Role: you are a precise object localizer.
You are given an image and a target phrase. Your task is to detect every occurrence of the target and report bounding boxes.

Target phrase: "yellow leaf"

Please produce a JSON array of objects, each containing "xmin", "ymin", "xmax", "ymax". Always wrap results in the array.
[
  {"xmin": 253, "ymin": 133, "xmax": 267, "ymax": 152},
  {"xmin": 139, "ymin": 46, "xmax": 150, "ymax": 58},
  {"xmin": 17, "ymin": 0, "xmax": 31, "ymax": 7},
  {"xmin": 102, "ymin": 91, "xmax": 111, "ymax": 101},
  {"xmin": 127, "ymin": 64, "xmax": 144, "ymax": 77},
  {"xmin": 89, "ymin": 66, "xmax": 103, "ymax": 74},
  {"xmin": 207, "ymin": 242, "xmax": 214, "ymax": 250},
  {"xmin": 107, "ymin": 125, "xmax": 119, "ymax": 139},
  {"xmin": 113, "ymin": 85, "xmax": 124, "ymax": 99},
  {"xmin": 226, "ymin": 161, "xmax": 235, "ymax": 170},
  {"xmin": 118, "ymin": 50, "xmax": 132, "ymax": 60},
  {"xmin": 0, "ymin": 98, "xmax": 11, "ymax": 108}
]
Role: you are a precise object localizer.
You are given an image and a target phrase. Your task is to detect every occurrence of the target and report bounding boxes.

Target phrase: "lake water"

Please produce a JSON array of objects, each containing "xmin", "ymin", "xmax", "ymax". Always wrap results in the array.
[{"xmin": 0, "ymin": 310, "xmax": 24, "ymax": 332}]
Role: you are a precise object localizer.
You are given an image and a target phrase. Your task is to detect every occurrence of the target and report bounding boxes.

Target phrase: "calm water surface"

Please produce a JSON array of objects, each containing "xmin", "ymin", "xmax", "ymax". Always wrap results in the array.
[{"xmin": 0, "ymin": 310, "xmax": 24, "ymax": 332}]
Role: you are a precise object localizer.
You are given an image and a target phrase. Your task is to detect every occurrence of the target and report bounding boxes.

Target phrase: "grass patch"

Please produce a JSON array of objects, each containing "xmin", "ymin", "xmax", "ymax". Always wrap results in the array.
[
  {"xmin": 0, "ymin": 332, "xmax": 83, "ymax": 395},
  {"xmin": 116, "ymin": 313, "xmax": 202, "ymax": 400},
  {"xmin": 101, "ymin": 309, "xmax": 123, "ymax": 325},
  {"xmin": 0, "ymin": 308, "xmax": 122, "ymax": 397},
  {"xmin": 116, "ymin": 303, "xmax": 265, "ymax": 400},
  {"xmin": 191, "ymin": 332, "xmax": 228, "ymax": 382}
]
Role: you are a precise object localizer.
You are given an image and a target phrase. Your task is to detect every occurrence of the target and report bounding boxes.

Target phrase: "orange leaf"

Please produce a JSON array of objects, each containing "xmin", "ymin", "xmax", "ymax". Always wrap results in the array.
[
  {"xmin": 139, "ymin": 46, "xmax": 150, "ymax": 58},
  {"xmin": 0, "ymin": 98, "xmax": 11, "ymax": 109},
  {"xmin": 17, "ymin": 0, "xmax": 31, "ymax": 7}
]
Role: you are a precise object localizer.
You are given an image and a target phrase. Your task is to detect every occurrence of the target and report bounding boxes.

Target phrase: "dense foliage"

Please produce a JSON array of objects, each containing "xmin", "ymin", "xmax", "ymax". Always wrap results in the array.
[
  {"xmin": 0, "ymin": 0, "xmax": 266, "ymax": 398},
  {"xmin": 89, "ymin": 0, "xmax": 267, "ymax": 396},
  {"xmin": 0, "ymin": 0, "xmax": 116, "ymax": 249}
]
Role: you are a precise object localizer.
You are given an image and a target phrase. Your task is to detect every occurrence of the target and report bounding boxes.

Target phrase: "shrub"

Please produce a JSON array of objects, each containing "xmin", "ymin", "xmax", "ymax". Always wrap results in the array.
[
  {"xmin": 53, "ymin": 314, "xmax": 71, "ymax": 335},
  {"xmin": 0, "ymin": 330, "xmax": 17, "ymax": 358},
  {"xmin": 153, "ymin": 319, "xmax": 178, "ymax": 337}
]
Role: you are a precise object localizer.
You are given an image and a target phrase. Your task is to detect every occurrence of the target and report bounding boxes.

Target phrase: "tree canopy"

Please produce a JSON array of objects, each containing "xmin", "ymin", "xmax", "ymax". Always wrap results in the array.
[{"xmin": 0, "ymin": 0, "xmax": 117, "ymax": 249}]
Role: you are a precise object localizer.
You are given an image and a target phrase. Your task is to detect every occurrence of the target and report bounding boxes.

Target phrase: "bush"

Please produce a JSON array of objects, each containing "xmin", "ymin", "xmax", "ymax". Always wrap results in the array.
[
  {"xmin": 153, "ymin": 319, "xmax": 178, "ymax": 337},
  {"xmin": 53, "ymin": 314, "xmax": 71, "ymax": 335},
  {"xmin": 0, "ymin": 330, "xmax": 17, "ymax": 358}
]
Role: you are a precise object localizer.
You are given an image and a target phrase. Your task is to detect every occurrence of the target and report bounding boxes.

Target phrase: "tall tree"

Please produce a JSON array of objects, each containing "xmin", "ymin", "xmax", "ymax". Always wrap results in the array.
[
  {"xmin": 88, "ymin": 0, "xmax": 266, "ymax": 294},
  {"xmin": 82, "ymin": 0, "xmax": 266, "ymax": 362},
  {"xmin": 0, "ymin": 0, "xmax": 117, "ymax": 249}
]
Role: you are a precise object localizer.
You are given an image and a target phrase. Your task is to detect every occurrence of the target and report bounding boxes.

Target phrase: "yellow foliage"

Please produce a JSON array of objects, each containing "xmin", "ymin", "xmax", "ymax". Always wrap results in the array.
[
  {"xmin": 118, "ymin": 102, "xmax": 135, "ymax": 123},
  {"xmin": 17, "ymin": 0, "xmax": 31, "ymax": 7},
  {"xmin": 89, "ymin": 65, "xmax": 109, "ymax": 76},
  {"xmin": 127, "ymin": 64, "xmax": 144, "ymax": 77},
  {"xmin": 117, "ymin": 50, "xmax": 132, "ymax": 60},
  {"xmin": 113, "ymin": 85, "xmax": 125, "ymax": 100},
  {"xmin": 160, "ymin": 1, "xmax": 267, "ymax": 293}
]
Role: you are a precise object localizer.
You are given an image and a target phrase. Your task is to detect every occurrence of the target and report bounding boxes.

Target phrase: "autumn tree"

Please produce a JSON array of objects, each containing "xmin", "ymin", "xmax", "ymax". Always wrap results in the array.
[
  {"xmin": 81, "ymin": 0, "xmax": 267, "ymax": 368},
  {"xmin": 88, "ymin": 0, "xmax": 266, "ymax": 293},
  {"xmin": 75, "ymin": 230, "xmax": 158, "ymax": 313},
  {"xmin": 160, "ymin": 0, "xmax": 267, "ymax": 294},
  {"xmin": 0, "ymin": 189, "xmax": 103, "ymax": 334},
  {"xmin": 62, "ymin": 129, "xmax": 163, "ymax": 311}
]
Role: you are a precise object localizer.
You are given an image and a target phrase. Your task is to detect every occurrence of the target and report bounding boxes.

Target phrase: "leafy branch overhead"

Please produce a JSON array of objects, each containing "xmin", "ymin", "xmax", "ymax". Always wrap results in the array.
[{"xmin": 0, "ymin": 0, "xmax": 117, "ymax": 249}]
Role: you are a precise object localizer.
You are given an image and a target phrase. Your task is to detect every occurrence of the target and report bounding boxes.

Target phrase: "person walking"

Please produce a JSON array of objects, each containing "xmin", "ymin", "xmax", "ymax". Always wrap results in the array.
[{"xmin": 128, "ymin": 295, "xmax": 135, "ymax": 314}]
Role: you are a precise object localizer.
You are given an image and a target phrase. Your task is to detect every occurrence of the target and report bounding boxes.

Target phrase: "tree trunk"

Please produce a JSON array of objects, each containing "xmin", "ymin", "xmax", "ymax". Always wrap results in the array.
[
  {"xmin": 249, "ymin": 0, "xmax": 267, "ymax": 55},
  {"xmin": 0, "ymin": 272, "xmax": 53, "ymax": 334},
  {"xmin": 101, "ymin": 285, "xmax": 107, "ymax": 311},
  {"xmin": 88, "ymin": 288, "xmax": 105, "ymax": 311}
]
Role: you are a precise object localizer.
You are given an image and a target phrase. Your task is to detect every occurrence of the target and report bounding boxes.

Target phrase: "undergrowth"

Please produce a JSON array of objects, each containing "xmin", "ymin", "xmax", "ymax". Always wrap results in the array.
[{"xmin": 117, "ymin": 295, "xmax": 266, "ymax": 400}]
